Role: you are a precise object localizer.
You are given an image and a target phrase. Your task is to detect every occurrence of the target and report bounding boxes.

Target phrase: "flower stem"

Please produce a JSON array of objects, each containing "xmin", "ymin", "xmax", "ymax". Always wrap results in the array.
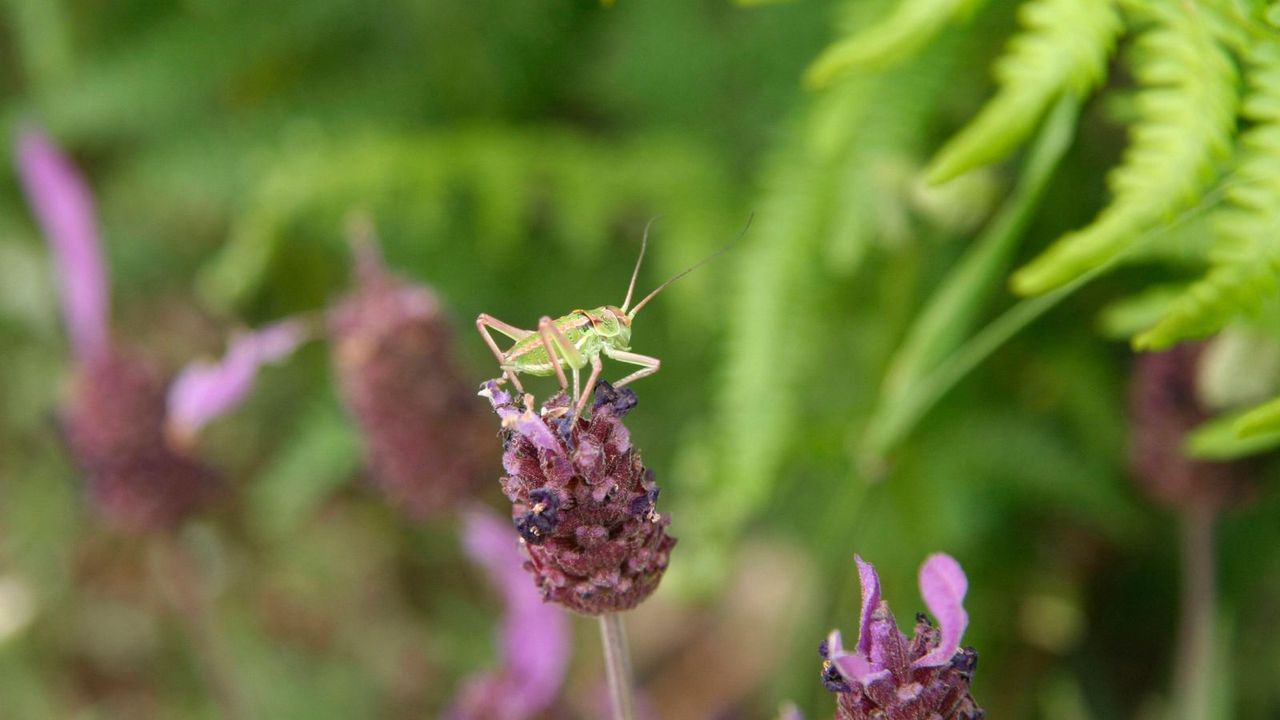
[
  {"xmin": 152, "ymin": 535, "xmax": 253, "ymax": 720},
  {"xmin": 1173, "ymin": 502, "xmax": 1216, "ymax": 720},
  {"xmin": 598, "ymin": 612, "xmax": 636, "ymax": 720}
]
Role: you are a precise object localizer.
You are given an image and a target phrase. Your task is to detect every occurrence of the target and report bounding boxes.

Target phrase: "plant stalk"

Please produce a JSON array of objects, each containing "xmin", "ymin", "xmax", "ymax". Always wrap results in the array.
[
  {"xmin": 153, "ymin": 535, "xmax": 253, "ymax": 720},
  {"xmin": 599, "ymin": 612, "xmax": 636, "ymax": 720},
  {"xmin": 1173, "ymin": 501, "xmax": 1216, "ymax": 720}
]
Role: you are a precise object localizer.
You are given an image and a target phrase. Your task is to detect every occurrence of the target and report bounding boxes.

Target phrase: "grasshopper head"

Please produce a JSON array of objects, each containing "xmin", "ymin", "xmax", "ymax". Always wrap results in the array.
[{"xmin": 594, "ymin": 306, "xmax": 632, "ymax": 346}]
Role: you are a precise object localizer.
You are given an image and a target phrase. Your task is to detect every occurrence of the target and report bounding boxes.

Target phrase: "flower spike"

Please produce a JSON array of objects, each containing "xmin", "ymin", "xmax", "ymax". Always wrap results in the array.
[
  {"xmin": 481, "ymin": 380, "xmax": 675, "ymax": 615},
  {"xmin": 820, "ymin": 553, "xmax": 983, "ymax": 720}
]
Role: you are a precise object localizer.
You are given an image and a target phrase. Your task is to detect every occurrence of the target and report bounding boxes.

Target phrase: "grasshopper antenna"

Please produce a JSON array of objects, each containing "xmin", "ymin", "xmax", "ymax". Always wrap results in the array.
[
  {"xmin": 627, "ymin": 213, "xmax": 754, "ymax": 320},
  {"xmin": 620, "ymin": 217, "xmax": 658, "ymax": 314}
]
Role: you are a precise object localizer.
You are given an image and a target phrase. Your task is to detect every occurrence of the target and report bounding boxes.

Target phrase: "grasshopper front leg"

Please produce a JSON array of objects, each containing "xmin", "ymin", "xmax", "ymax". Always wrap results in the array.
[
  {"xmin": 601, "ymin": 348, "xmax": 661, "ymax": 389},
  {"xmin": 537, "ymin": 316, "xmax": 585, "ymax": 400},
  {"xmin": 476, "ymin": 313, "xmax": 532, "ymax": 392},
  {"xmin": 575, "ymin": 354, "xmax": 605, "ymax": 417}
]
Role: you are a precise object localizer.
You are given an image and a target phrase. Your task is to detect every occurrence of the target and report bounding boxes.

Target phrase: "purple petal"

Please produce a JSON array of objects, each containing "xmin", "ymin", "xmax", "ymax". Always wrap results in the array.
[
  {"xmin": 15, "ymin": 128, "xmax": 110, "ymax": 362},
  {"xmin": 166, "ymin": 319, "xmax": 307, "ymax": 442},
  {"xmin": 453, "ymin": 507, "xmax": 570, "ymax": 720},
  {"xmin": 854, "ymin": 554, "xmax": 881, "ymax": 657},
  {"xmin": 479, "ymin": 381, "xmax": 561, "ymax": 453},
  {"xmin": 824, "ymin": 629, "xmax": 845, "ymax": 657},
  {"xmin": 913, "ymin": 553, "xmax": 969, "ymax": 668},
  {"xmin": 833, "ymin": 654, "xmax": 886, "ymax": 685}
]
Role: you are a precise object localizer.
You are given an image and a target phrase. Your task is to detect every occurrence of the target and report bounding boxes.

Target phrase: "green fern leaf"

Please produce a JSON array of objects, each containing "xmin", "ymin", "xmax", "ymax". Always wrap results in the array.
[
  {"xmin": 1135, "ymin": 40, "xmax": 1280, "ymax": 350},
  {"xmin": 806, "ymin": 0, "xmax": 984, "ymax": 87},
  {"xmin": 1234, "ymin": 392, "xmax": 1280, "ymax": 437},
  {"xmin": 927, "ymin": 0, "xmax": 1120, "ymax": 184},
  {"xmin": 1012, "ymin": 0, "xmax": 1239, "ymax": 295}
]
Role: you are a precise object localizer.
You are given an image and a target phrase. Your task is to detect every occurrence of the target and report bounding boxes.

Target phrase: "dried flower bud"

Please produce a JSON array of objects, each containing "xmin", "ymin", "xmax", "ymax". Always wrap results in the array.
[
  {"xmin": 1129, "ymin": 345, "xmax": 1252, "ymax": 512},
  {"xmin": 63, "ymin": 348, "xmax": 217, "ymax": 533},
  {"xmin": 330, "ymin": 247, "xmax": 488, "ymax": 518},
  {"xmin": 481, "ymin": 380, "xmax": 676, "ymax": 615},
  {"xmin": 821, "ymin": 554, "xmax": 983, "ymax": 720}
]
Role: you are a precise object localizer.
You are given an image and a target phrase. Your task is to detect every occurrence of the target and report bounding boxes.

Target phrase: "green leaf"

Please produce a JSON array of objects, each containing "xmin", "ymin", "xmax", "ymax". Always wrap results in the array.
[
  {"xmin": 861, "ymin": 190, "xmax": 1224, "ymax": 460},
  {"xmin": 1134, "ymin": 39, "xmax": 1280, "ymax": 349},
  {"xmin": 1185, "ymin": 410, "xmax": 1280, "ymax": 459},
  {"xmin": 805, "ymin": 0, "xmax": 984, "ymax": 87},
  {"xmin": 1095, "ymin": 284, "xmax": 1184, "ymax": 340},
  {"xmin": 1012, "ymin": 0, "xmax": 1239, "ymax": 295},
  {"xmin": 867, "ymin": 94, "xmax": 1078, "ymax": 457},
  {"xmin": 926, "ymin": 0, "xmax": 1120, "ymax": 183},
  {"xmin": 1232, "ymin": 393, "xmax": 1280, "ymax": 438}
]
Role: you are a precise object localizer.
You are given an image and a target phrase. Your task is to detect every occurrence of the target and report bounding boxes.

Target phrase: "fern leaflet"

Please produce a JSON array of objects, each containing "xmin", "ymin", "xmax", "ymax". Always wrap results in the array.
[
  {"xmin": 1135, "ymin": 39, "xmax": 1280, "ymax": 349},
  {"xmin": 805, "ymin": 0, "xmax": 984, "ymax": 87},
  {"xmin": 1011, "ymin": 0, "xmax": 1239, "ymax": 295},
  {"xmin": 926, "ymin": 0, "xmax": 1120, "ymax": 184}
]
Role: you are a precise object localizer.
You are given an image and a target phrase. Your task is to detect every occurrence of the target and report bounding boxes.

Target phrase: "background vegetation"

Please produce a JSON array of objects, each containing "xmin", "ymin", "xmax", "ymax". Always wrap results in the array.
[{"xmin": 1, "ymin": 0, "xmax": 1278, "ymax": 717}]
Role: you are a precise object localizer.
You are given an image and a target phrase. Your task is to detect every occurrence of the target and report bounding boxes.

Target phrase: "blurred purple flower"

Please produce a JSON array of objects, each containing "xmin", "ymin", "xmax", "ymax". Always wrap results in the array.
[
  {"xmin": 820, "ymin": 554, "xmax": 982, "ymax": 720},
  {"xmin": 15, "ymin": 127, "xmax": 110, "ymax": 362},
  {"xmin": 448, "ymin": 507, "xmax": 570, "ymax": 720},
  {"xmin": 1129, "ymin": 345, "xmax": 1253, "ymax": 511},
  {"xmin": 329, "ymin": 232, "xmax": 489, "ymax": 518},
  {"xmin": 167, "ymin": 319, "xmax": 309, "ymax": 444},
  {"xmin": 15, "ymin": 127, "xmax": 303, "ymax": 531}
]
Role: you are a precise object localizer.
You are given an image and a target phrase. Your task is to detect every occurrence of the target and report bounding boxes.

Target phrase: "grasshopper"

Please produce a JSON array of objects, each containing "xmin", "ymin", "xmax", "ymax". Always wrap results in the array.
[{"xmin": 476, "ymin": 220, "xmax": 746, "ymax": 415}]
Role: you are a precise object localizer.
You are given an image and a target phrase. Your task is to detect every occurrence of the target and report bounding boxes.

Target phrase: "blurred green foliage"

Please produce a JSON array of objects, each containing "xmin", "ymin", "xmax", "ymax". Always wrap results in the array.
[{"xmin": 2, "ymin": 1, "xmax": 1280, "ymax": 719}]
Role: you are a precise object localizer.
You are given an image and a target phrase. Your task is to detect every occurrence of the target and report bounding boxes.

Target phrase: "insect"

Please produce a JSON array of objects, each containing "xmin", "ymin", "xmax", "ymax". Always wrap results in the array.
[{"xmin": 476, "ymin": 219, "xmax": 748, "ymax": 415}]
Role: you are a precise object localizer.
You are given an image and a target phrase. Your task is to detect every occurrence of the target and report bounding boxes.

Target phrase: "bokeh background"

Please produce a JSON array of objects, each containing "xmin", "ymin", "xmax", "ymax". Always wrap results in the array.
[{"xmin": 1, "ymin": 1, "xmax": 1279, "ymax": 718}]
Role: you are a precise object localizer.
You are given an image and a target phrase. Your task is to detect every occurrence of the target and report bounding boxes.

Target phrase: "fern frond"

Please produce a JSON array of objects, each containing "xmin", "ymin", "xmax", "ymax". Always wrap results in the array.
[
  {"xmin": 926, "ymin": 0, "xmax": 1120, "ymax": 184},
  {"xmin": 805, "ymin": 0, "xmax": 984, "ymax": 87},
  {"xmin": 1011, "ymin": 0, "xmax": 1239, "ymax": 295},
  {"xmin": 1135, "ymin": 39, "xmax": 1280, "ymax": 349},
  {"xmin": 1234, "ymin": 392, "xmax": 1280, "ymax": 437}
]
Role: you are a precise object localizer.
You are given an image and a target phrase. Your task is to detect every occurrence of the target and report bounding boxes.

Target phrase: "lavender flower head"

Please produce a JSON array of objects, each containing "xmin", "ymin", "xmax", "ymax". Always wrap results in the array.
[
  {"xmin": 820, "ymin": 554, "xmax": 982, "ymax": 720},
  {"xmin": 1129, "ymin": 344, "xmax": 1252, "ymax": 512},
  {"xmin": 329, "ymin": 235, "xmax": 489, "ymax": 518},
  {"xmin": 447, "ymin": 507, "xmax": 571, "ymax": 720},
  {"xmin": 17, "ymin": 127, "xmax": 303, "ymax": 532},
  {"xmin": 480, "ymin": 380, "xmax": 676, "ymax": 615}
]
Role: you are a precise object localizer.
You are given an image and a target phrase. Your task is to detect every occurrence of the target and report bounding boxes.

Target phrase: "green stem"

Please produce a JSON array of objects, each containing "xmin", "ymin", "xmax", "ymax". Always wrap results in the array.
[
  {"xmin": 1173, "ymin": 502, "xmax": 1216, "ymax": 720},
  {"xmin": 153, "ymin": 536, "xmax": 253, "ymax": 720},
  {"xmin": 599, "ymin": 612, "xmax": 636, "ymax": 720},
  {"xmin": 861, "ymin": 94, "xmax": 1078, "ymax": 464}
]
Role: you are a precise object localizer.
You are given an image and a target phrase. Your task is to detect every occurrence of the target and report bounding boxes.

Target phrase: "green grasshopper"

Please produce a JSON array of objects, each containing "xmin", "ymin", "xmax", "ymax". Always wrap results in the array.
[{"xmin": 476, "ymin": 220, "xmax": 745, "ymax": 415}]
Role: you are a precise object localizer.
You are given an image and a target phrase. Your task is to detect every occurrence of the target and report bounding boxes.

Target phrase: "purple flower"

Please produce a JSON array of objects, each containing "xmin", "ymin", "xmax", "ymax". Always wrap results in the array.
[
  {"xmin": 820, "ymin": 554, "xmax": 982, "ymax": 720},
  {"xmin": 448, "ymin": 507, "xmax": 571, "ymax": 720},
  {"xmin": 167, "ymin": 319, "xmax": 309, "ymax": 445},
  {"xmin": 329, "ymin": 237, "xmax": 490, "ymax": 518},
  {"xmin": 1129, "ymin": 345, "xmax": 1253, "ymax": 511},
  {"xmin": 16, "ymin": 127, "xmax": 303, "ymax": 532},
  {"xmin": 15, "ymin": 127, "xmax": 110, "ymax": 362},
  {"xmin": 481, "ymin": 380, "xmax": 676, "ymax": 615}
]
